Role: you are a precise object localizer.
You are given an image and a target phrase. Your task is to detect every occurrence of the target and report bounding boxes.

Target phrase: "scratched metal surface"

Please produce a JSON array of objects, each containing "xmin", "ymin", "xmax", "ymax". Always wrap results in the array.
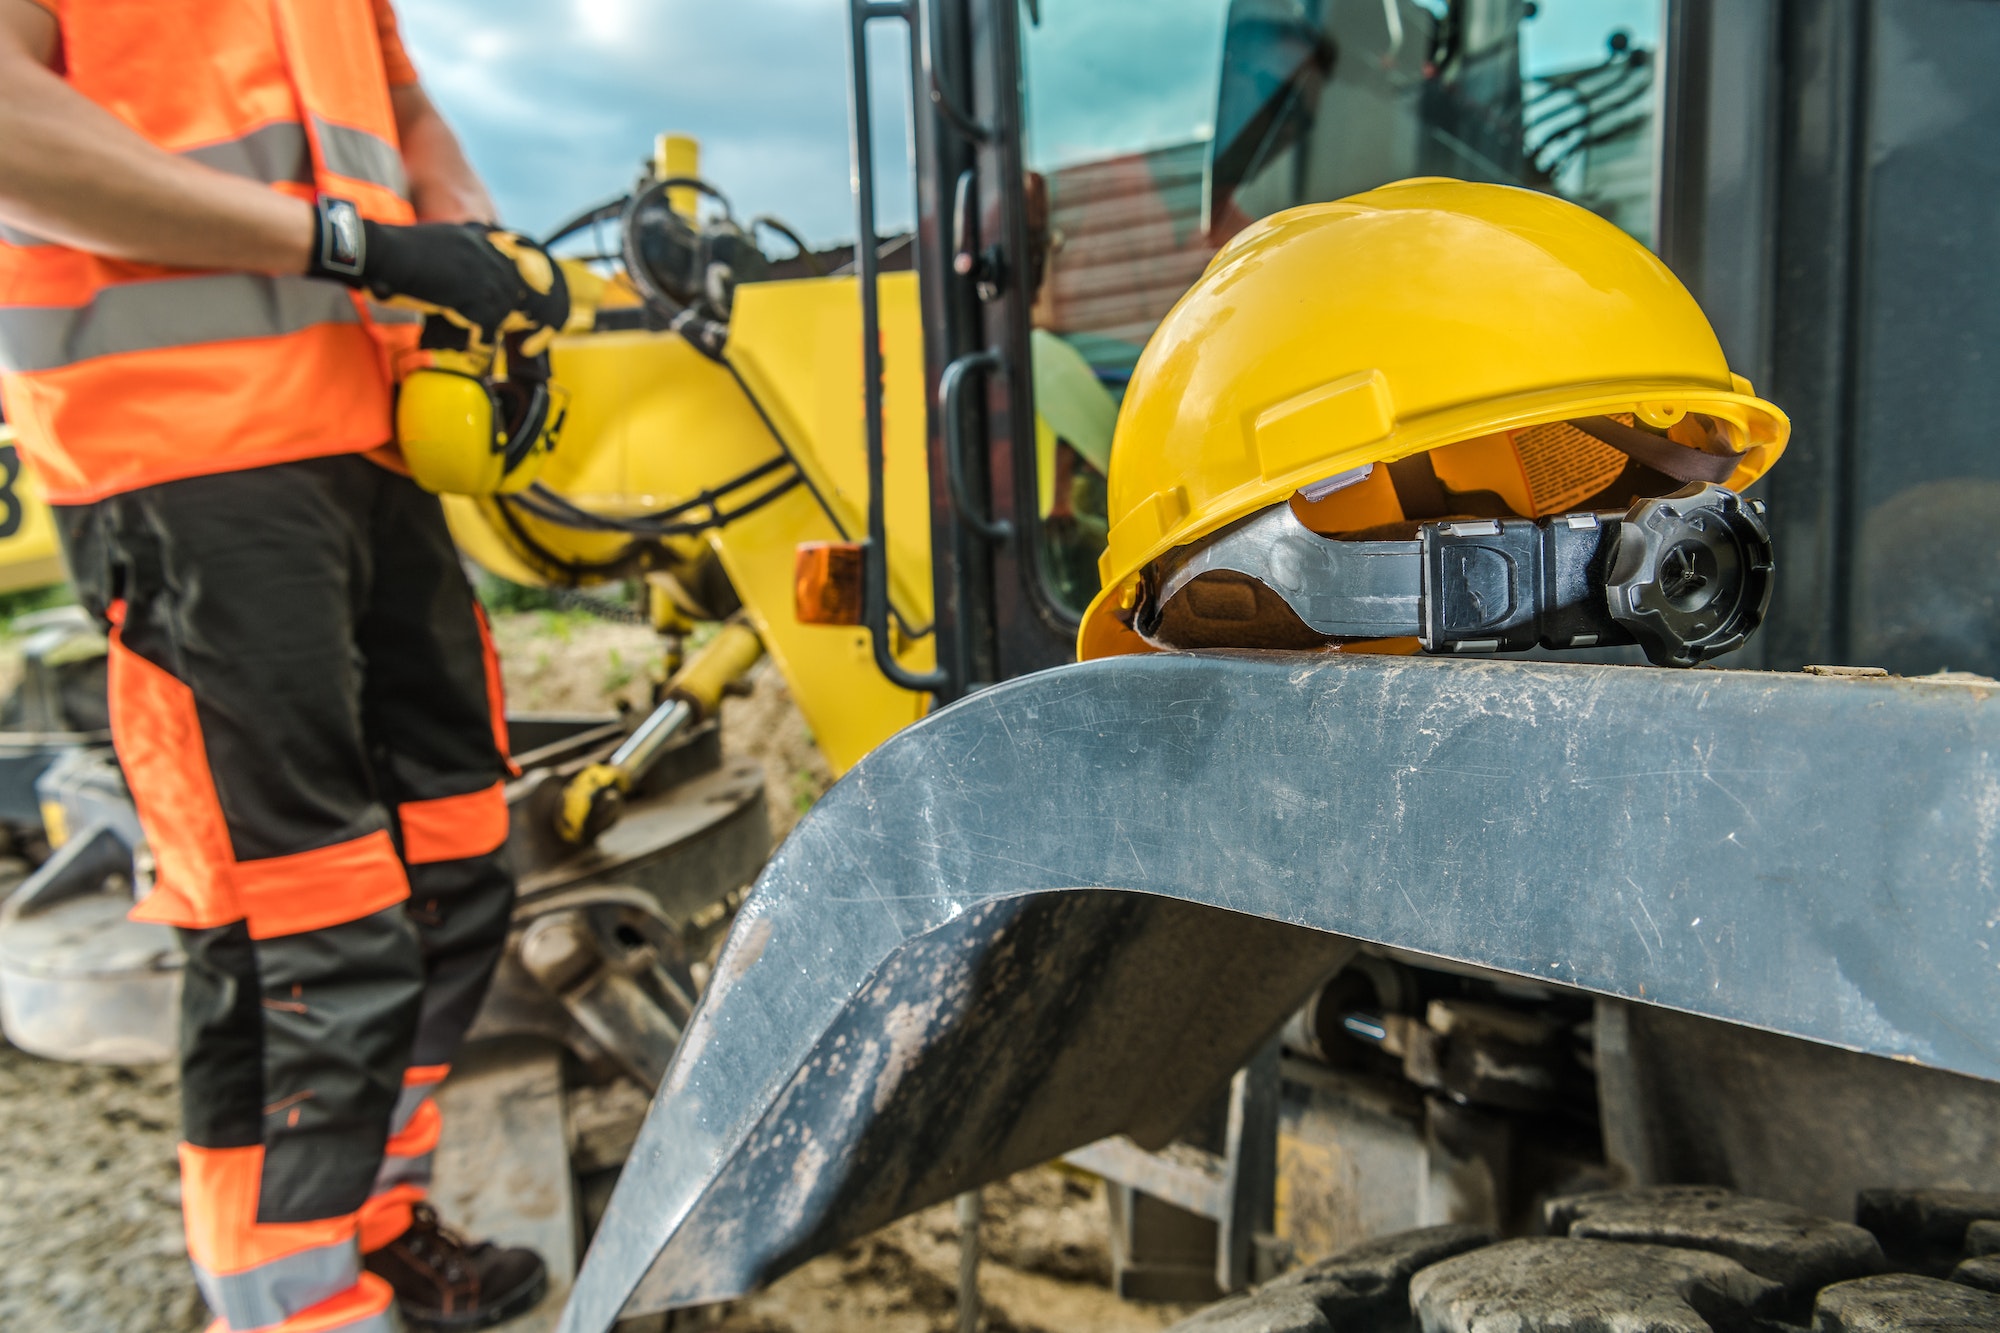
[{"xmin": 560, "ymin": 652, "xmax": 2000, "ymax": 1331}]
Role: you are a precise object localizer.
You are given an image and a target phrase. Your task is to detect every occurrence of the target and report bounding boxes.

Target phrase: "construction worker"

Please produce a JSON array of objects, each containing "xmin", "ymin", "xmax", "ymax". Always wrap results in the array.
[{"xmin": 0, "ymin": 2, "xmax": 562, "ymax": 1330}]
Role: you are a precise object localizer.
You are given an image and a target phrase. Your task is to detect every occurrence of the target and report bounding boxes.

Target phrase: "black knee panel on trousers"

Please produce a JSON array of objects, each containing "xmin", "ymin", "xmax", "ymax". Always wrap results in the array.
[
  {"xmin": 255, "ymin": 907, "xmax": 425, "ymax": 1223},
  {"xmin": 184, "ymin": 910, "xmax": 427, "ymax": 1224},
  {"xmin": 179, "ymin": 922, "xmax": 266, "ymax": 1151},
  {"xmin": 404, "ymin": 849, "xmax": 515, "ymax": 1069}
]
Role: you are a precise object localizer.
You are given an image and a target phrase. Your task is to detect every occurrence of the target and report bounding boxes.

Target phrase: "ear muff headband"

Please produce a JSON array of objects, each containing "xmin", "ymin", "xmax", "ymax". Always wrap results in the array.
[{"xmin": 491, "ymin": 377, "xmax": 552, "ymax": 472}]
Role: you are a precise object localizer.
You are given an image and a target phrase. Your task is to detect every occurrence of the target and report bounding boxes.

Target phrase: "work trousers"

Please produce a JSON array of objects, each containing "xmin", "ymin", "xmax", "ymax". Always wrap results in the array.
[{"xmin": 57, "ymin": 454, "xmax": 518, "ymax": 1333}]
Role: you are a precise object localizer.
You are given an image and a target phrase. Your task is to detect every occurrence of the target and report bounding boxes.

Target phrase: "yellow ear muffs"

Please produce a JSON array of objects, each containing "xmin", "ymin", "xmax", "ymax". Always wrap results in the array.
[{"xmin": 396, "ymin": 358, "xmax": 564, "ymax": 497}]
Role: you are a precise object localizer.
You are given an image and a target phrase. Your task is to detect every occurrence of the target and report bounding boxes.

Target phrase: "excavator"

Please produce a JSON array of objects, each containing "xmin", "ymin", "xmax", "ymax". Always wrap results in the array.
[{"xmin": 2, "ymin": 1, "xmax": 1999, "ymax": 1330}]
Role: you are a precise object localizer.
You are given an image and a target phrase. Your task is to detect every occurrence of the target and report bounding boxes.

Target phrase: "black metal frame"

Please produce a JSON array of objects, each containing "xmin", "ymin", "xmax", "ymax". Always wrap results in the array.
[
  {"xmin": 959, "ymin": 0, "xmax": 1084, "ymax": 681},
  {"xmin": 1657, "ymin": 1, "xmax": 1783, "ymax": 391},
  {"xmin": 1756, "ymin": 0, "xmax": 1872, "ymax": 671},
  {"xmin": 846, "ymin": 0, "xmax": 949, "ymax": 693},
  {"xmin": 1659, "ymin": 0, "xmax": 2000, "ymax": 678},
  {"xmin": 847, "ymin": 0, "xmax": 1083, "ymax": 706}
]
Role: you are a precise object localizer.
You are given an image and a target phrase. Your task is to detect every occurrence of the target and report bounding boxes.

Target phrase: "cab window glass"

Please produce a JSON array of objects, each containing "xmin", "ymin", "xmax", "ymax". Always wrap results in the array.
[{"xmin": 1020, "ymin": 0, "xmax": 1666, "ymax": 618}]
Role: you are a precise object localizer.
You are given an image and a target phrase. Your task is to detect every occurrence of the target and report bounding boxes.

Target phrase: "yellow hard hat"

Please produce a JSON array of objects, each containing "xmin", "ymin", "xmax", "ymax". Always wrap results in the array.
[
  {"xmin": 1077, "ymin": 178, "xmax": 1790, "ymax": 660},
  {"xmin": 396, "ymin": 345, "xmax": 566, "ymax": 497}
]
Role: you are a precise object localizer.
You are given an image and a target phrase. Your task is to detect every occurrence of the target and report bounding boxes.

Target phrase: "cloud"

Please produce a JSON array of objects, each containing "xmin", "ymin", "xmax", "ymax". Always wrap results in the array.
[{"xmin": 395, "ymin": 0, "xmax": 913, "ymax": 244}]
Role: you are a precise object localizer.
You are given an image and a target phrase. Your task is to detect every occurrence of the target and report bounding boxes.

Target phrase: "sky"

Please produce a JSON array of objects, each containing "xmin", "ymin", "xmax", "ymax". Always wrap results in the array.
[
  {"xmin": 398, "ymin": 0, "xmax": 1659, "ymax": 246},
  {"xmin": 395, "ymin": 0, "xmax": 916, "ymax": 245}
]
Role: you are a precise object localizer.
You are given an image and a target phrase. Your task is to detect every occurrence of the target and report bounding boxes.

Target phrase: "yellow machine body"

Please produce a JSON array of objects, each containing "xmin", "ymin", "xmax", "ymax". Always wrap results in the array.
[
  {"xmin": 0, "ymin": 425, "xmax": 68, "ymax": 596},
  {"xmin": 444, "ymin": 274, "xmax": 936, "ymax": 774}
]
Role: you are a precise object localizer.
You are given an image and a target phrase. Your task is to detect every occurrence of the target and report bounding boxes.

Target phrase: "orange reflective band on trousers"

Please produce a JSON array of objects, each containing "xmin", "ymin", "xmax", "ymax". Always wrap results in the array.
[
  {"xmin": 472, "ymin": 603, "xmax": 519, "ymax": 776},
  {"xmin": 107, "ymin": 603, "xmax": 411, "ymax": 937},
  {"xmin": 181, "ymin": 1144, "xmax": 399, "ymax": 1333},
  {"xmin": 104, "ymin": 605, "xmax": 236, "ymax": 929},
  {"xmin": 0, "ymin": 0, "xmax": 417, "ymax": 505},
  {"xmin": 359, "ymin": 1064, "xmax": 449, "ymax": 1252},
  {"xmin": 398, "ymin": 782, "xmax": 510, "ymax": 865},
  {"xmin": 232, "ymin": 830, "xmax": 412, "ymax": 940}
]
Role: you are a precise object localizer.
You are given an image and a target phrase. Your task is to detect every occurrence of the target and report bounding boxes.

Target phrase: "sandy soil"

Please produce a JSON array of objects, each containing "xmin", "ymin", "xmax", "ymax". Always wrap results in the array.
[
  {"xmin": 0, "ymin": 608, "xmax": 1169, "ymax": 1333},
  {"xmin": 694, "ymin": 1167, "xmax": 1191, "ymax": 1333}
]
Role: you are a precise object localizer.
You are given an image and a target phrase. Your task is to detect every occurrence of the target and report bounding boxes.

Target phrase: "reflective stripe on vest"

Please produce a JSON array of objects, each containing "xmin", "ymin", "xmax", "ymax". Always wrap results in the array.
[
  {"xmin": 313, "ymin": 118, "xmax": 408, "ymax": 199},
  {"xmin": 0, "ymin": 274, "xmax": 359, "ymax": 373},
  {"xmin": 189, "ymin": 122, "xmax": 313, "ymax": 187},
  {"xmin": 192, "ymin": 1235, "xmax": 361, "ymax": 1333},
  {"xmin": 0, "ymin": 118, "xmax": 405, "ymax": 250}
]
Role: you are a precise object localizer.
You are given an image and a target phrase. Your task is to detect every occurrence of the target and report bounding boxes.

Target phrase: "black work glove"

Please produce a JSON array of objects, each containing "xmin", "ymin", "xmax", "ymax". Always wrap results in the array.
[{"xmin": 307, "ymin": 196, "xmax": 569, "ymax": 355}]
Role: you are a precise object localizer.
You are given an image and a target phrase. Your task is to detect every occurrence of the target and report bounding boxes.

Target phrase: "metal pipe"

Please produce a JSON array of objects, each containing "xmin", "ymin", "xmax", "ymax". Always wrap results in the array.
[
  {"xmin": 613, "ymin": 620, "xmax": 764, "ymax": 782},
  {"xmin": 606, "ymin": 699, "xmax": 692, "ymax": 776},
  {"xmin": 553, "ymin": 622, "xmax": 764, "ymax": 845},
  {"xmin": 955, "ymin": 1189, "xmax": 982, "ymax": 1333}
]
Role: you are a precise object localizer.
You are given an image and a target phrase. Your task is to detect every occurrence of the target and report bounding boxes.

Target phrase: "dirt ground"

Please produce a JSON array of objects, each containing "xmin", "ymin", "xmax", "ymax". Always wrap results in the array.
[
  {"xmin": 0, "ymin": 608, "xmax": 1184, "ymax": 1333},
  {"xmin": 695, "ymin": 1168, "xmax": 1190, "ymax": 1333},
  {"xmin": 0, "ymin": 1052, "xmax": 204, "ymax": 1332}
]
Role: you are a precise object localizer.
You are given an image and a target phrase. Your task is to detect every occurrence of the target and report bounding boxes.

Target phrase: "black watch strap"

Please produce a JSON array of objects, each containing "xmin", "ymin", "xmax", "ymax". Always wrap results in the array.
[{"xmin": 308, "ymin": 196, "xmax": 367, "ymax": 283}]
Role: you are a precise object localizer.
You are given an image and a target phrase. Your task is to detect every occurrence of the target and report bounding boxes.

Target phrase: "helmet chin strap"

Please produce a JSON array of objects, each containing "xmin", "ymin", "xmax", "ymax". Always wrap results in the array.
[
  {"xmin": 1571, "ymin": 414, "xmax": 1748, "ymax": 485},
  {"xmin": 1140, "ymin": 483, "xmax": 1774, "ymax": 667}
]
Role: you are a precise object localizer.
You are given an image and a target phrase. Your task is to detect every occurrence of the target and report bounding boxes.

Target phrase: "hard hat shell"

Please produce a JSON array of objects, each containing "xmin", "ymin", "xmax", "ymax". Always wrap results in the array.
[
  {"xmin": 1076, "ymin": 178, "xmax": 1790, "ymax": 660},
  {"xmin": 396, "ymin": 365, "xmax": 555, "ymax": 497}
]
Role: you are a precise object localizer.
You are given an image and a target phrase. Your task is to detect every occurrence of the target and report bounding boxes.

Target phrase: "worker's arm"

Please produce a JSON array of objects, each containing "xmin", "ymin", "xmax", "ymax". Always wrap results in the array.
[
  {"xmin": 0, "ymin": 0, "xmax": 561, "ymax": 342},
  {"xmin": 0, "ymin": 0, "xmax": 314, "ymax": 272},
  {"xmin": 392, "ymin": 82, "xmax": 498, "ymax": 226}
]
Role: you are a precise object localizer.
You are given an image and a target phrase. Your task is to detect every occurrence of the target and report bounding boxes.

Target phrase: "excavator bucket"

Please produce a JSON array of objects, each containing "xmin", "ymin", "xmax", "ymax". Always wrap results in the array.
[{"xmin": 560, "ymin": 651, "xmax": 2000, "ymax": 1331}]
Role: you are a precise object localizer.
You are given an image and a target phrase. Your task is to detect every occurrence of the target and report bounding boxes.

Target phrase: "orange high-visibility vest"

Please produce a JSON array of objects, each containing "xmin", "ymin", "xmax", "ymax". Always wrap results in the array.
[{"xmin": 0, "ymin": 0, "xmax": 420, "ymax": 505}]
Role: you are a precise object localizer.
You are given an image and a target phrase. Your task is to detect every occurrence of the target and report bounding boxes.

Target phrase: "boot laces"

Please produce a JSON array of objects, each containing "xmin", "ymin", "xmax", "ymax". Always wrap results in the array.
[{"xmin": 403, "ymin": 1203, "xmax": 482, "ymax": 1286}]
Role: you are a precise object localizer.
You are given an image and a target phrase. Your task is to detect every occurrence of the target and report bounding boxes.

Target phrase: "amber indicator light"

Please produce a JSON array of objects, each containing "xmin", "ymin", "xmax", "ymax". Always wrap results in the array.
[{"xmin": 794, "ymin": 542, "xmax": 865, "ymax": 626}]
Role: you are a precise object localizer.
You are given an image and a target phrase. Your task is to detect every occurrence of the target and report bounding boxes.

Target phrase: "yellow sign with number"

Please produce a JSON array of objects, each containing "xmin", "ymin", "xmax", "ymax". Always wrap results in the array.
[{"xmin": 0, "ymin": 426, "xmax": 68, "ymax": 595}]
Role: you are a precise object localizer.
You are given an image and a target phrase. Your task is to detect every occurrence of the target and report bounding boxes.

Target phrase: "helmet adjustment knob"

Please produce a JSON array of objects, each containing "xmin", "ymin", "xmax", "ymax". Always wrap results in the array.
[{"xmin": 1606, "ymin": 484, "xmax": 1775, "ymax": 667}]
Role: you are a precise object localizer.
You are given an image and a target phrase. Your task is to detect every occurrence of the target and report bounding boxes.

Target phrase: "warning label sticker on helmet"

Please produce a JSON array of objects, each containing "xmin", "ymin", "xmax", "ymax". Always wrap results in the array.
[{"xmin": 1512, "ymin": 418, "xmax": 1631, "ymax": 515}]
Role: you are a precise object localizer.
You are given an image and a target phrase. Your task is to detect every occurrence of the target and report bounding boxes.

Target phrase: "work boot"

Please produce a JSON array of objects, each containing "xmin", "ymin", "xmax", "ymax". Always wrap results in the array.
[{"xmin": 364, "ymin": 1204, "xmax": 548, "ymax": 1330}]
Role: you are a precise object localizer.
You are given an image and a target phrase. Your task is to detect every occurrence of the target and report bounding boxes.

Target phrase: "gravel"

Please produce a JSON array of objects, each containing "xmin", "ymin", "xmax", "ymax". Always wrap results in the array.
[{"xmin": 0, "ymin": 1048, "xmax": 205, "ymax": 1331}]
